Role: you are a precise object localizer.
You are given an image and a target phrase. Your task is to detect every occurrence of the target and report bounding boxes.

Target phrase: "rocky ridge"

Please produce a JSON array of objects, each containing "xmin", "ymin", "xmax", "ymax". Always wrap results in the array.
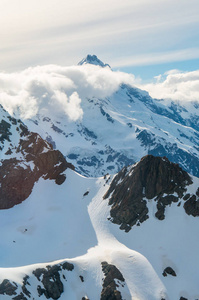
[
  {"xmin": 101, "ymin": 261, "xmax": 125, "ymax": 300},
  {"xmin": 0, "ymin": 260, "xmax": 127, "ymax": 300},
  {"xmin": 78, "ymin": 54, "xmax": 111, "ymax": 68},
  {"xmin": 25, "ymin": 77, "xmax": 199, "ymax": 179},
  {"xmin": 0, "ymin": 261, "xmax": 74, "ymax": 299},
  {"xmin": 0, "ymin": 151, "xmax": 197, "ymax": 299},
  {"xmin": 0, "ymin": 105, "xmax": 74, "ymax": 209},
  {"xmin": 104, "ymin": 155, "xmax": 199, "ymax": 232}
]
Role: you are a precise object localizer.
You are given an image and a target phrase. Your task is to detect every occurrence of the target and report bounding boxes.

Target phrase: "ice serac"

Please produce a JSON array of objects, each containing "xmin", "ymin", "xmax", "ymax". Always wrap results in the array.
[
  {"xmin": 104, "ymin": 155, "xmax": 198, "ymax": 232},
  {"xmin": 78, "ymin": 54, "xmax": 111, "ymax": 68},
  {"xmin": 0, "ymin": 105, "xmax": 74, "ymax": 209}
]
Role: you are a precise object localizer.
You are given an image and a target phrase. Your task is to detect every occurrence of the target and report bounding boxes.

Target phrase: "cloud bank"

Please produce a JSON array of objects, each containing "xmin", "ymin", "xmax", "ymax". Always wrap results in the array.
[
  {"xmin": 0, "ymin": 64, "xmax": 136, "ymax": 120},
  {"xmin": 139, "ymin": 69, "xmax": 199, "ymax": 103},
  {"xmin": 0, "ymin": 63, "xmax": 199, "ymax": 122}
]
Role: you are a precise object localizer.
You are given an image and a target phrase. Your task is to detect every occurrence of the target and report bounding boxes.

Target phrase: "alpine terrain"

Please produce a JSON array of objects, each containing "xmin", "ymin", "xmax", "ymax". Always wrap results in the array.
[
  {"xmin": 21, "ymin": 55, "xmax": 199, "ymax": 178},
  {"xmin": 0, "ymin": 55, "xmax": 199, "ymax": 300}
]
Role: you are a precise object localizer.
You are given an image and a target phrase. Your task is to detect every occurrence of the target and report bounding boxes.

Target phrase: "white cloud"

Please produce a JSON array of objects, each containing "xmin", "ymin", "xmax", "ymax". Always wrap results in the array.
[
  {"xmin": 0, "ymin": 64, "xmax": 136, "ymax": 120},
  {"xmin": 53, "ymin": 91, "xmax": 83, "ymax": 122},
  {"xmin": 139, "ymin": 69, "xmax": 199, "ymax": 103},
  {"xmin": 0, "ymin": 63, "xmax": 199, "ymax": 123}
]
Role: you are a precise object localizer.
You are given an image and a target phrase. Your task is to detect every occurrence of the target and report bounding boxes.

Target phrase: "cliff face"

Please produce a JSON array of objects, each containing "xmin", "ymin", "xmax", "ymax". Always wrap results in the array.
[
  {"xmin": 104, "ymin": 155, "xmax": 196, "ymax": 232},
  {"xmin": 0, "ymin": 108, "xmax": 74, "ymax": 209}
]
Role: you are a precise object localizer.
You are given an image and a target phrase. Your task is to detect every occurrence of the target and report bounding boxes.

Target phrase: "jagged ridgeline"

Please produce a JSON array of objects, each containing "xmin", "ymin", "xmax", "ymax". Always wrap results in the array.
[
  {"xmin": 0, "ymin": 153, "xmax": 198, "ymax": 299},
  {"xmin": 0, "ymin": 57, "xmax": 199, "ymax": 300},
  {"xmin": 0, "ymin": 104, "xmax": 74, "ymax": 209},
  {"xmin": 0, "ymin": 260, "xmax": 127, "ymax": 300},
  {"xmin": 20, "ymin": 55, "xmax": 199, "ymax": 178},
  {"xmin": 104, "ymin": 155, "xmax": 199, "ymax": 232}
]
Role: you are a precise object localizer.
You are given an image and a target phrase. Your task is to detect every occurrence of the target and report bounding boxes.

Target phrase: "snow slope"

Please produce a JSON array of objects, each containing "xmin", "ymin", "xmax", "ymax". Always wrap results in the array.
[
  {"xmin": 0, "ymin": 169, "xmax": 167, "ymax": 299},
  {"xmin": 1, "ymin": 57, "xmax": 199, "ymax": 299},
  {"xmin": 0, "ymin": 158, "xmax": 199, "ymax": 299},
  {"xmin": 17, "ymin": 60, "xmax": 199, "ymax": 178},
  {"xmin": 1, "ymin": 56, "xmax": 199, "ymax": 178}
]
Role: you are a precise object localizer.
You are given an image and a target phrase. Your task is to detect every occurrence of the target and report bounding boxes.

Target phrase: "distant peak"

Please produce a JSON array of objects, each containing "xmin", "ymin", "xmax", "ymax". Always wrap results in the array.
[{"xmin": 78, "ymin": 55, "xmax": 111, "ymax": 68}]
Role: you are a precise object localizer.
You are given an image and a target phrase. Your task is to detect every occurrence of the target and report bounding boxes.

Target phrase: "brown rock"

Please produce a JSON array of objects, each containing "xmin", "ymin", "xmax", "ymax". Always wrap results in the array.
[
  {"xmin": 0, "ymin": 131, "xmax": 74, "ymax": 209},
  {"xmin": 104, "ymin": 155, "xmax": 192, "ymax": 230},
  {"xmin": 100, "ymin": 261, "xmax": 124, "ymax": 300},
  {"xmin": 0, "ymin": 158, "xmax": 35, "ymax": 209}
]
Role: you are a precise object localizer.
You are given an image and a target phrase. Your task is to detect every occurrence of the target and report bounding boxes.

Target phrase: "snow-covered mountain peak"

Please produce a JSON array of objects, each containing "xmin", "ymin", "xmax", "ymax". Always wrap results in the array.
[
  {"xmin": 78, "ymin": 54, "xmax": 111, "ymax": 68},
  {"xmin": 24, "ymin": 78, "xmax": 199, "ymax": 178}
]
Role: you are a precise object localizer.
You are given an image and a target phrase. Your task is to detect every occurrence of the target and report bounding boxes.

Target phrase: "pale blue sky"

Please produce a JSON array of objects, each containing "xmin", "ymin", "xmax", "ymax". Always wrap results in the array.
[
  {"xmin": 119, "ymin": 59, "xmax": 199, "ymax": 81},
  {"xmin": 0, "ymin": 0, "xmax": 199, "ymax": 81}
]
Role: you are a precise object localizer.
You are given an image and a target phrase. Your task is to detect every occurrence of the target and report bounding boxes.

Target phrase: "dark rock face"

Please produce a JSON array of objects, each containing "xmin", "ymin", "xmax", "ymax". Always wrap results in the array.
[
  {"xmin": 0, "ymin": 119, "xmax": 12, "ymax": 143},
  {"xmin": 0, "ymin": 261, "xmax": 75, "ymax": 300},
  {"xmin": 0, "ymin": 106, "xmax": 75, "ymax": 209},
  {"xmin": 104, "ymin": 155, "xmax": 193, "ymax": 231},
  {"xmin": 0, "ymin": 158, "xmax": 35, "ymax": 209},
  {"xmin": 0, "ymin": 279, "xmax": 17, "ymax": 296},
  {"xmin": 34, "ymin": 265, "xmax": 64, "ymax": 299},
  {"xmin": 183, "ymin": 195, "xmax": 199, "ymax": 216},
  {"xmin": 162, "ymin": 267, "xmax": 177, "ymax": 277},
  {"xmin": 100, "ymin": 261, "xmax": 125, "ymax": 300},
  {"xmin": 0, "ymin": 128, "xmax": 74, "ymax": 209},
  {"xmin": 12, "ymin": 293, "xmax": 28, "ymax": 300},
  {"xmin": 61, "ymin": 262, "xmax": 74, "ymax": 271},
  {"xmin": 21, "ymin": 276, "xmax": 31, "ymax": 298}
]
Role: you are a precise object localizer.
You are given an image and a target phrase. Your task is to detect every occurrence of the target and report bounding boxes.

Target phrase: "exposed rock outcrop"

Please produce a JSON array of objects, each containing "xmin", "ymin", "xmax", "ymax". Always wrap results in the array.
[
  {"xmin": 0, "ymin": 114, "xmax": 74, "ymax": 209},
  {"xmin": 0, "ymin": 158, "xmax": 35, "ymax": 209},
  {"xmin": 183, "ymin": 193, "xmax": 199, "ymax": 216},
  {"xmin": 104, "ymin": 155, "xmax": 195, "ymax": 231},
  {"xmin": 100, "ymin": 261, "xmax": 125, "ymax": 300},
  {"xmin": 34, "ymin": 265, "xmax": 65, "ymax": 299},
  {"xmin": 162, "ymin": 267, "xmax": 177, "ymax": 277},
  {"xmin": 0, "ymin": 261, "xmax": 74, "ymax": 300},
  {"xmin": 0, "ymin": 279, "xmax": 17, "ymax": 296}
]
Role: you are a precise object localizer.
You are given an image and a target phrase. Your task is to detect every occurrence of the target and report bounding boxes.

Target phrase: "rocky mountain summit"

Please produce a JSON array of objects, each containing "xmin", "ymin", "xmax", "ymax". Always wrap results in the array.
[
  {"xmin": 78, "ymin": 54, "xmax": 111, "ymax": 68},
  {"xmin": 104, "ymin": 155, "xmax": 199, "ymax": 232},
  {"xmin": 22, "ymin": 59, "xmax": 199, "ymax": 178}
]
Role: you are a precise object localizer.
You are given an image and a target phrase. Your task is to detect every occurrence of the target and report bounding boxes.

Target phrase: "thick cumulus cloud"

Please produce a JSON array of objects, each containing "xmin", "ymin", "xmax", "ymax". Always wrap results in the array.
[
  {"xmin": 139, "ymin": 69, "xmax": 199, "ymax": 103},
  {"xmin": 1, "ymin": 65, "xmax": 199, "ymax": 122},
  {"xmin": 0, "ymin": 64, "xmax": 136, "ymax": 120}
]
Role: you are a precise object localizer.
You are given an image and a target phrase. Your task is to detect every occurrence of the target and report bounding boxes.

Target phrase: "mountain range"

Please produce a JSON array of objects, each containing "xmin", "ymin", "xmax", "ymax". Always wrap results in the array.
[
  {"xmin": 21, "ymin": 55, "xmax": 199, "ymax": 178},
  {"xmin": 0, "ymin": 55, "xmax": 199, "ymax": 299}
]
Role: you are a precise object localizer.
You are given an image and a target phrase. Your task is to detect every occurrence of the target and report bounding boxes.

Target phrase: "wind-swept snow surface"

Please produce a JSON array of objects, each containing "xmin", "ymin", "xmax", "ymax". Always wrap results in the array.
[
  {"xmin": 0, "ymin": 169, "xmax": 98, "ymax": 267},
  {"xmin": 0, "ymin": 169, "xmax": 167, "ymax": 299},
  {"xmin": 1, "ymin": 158, "xmax": 199, "ymax": 298}
]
